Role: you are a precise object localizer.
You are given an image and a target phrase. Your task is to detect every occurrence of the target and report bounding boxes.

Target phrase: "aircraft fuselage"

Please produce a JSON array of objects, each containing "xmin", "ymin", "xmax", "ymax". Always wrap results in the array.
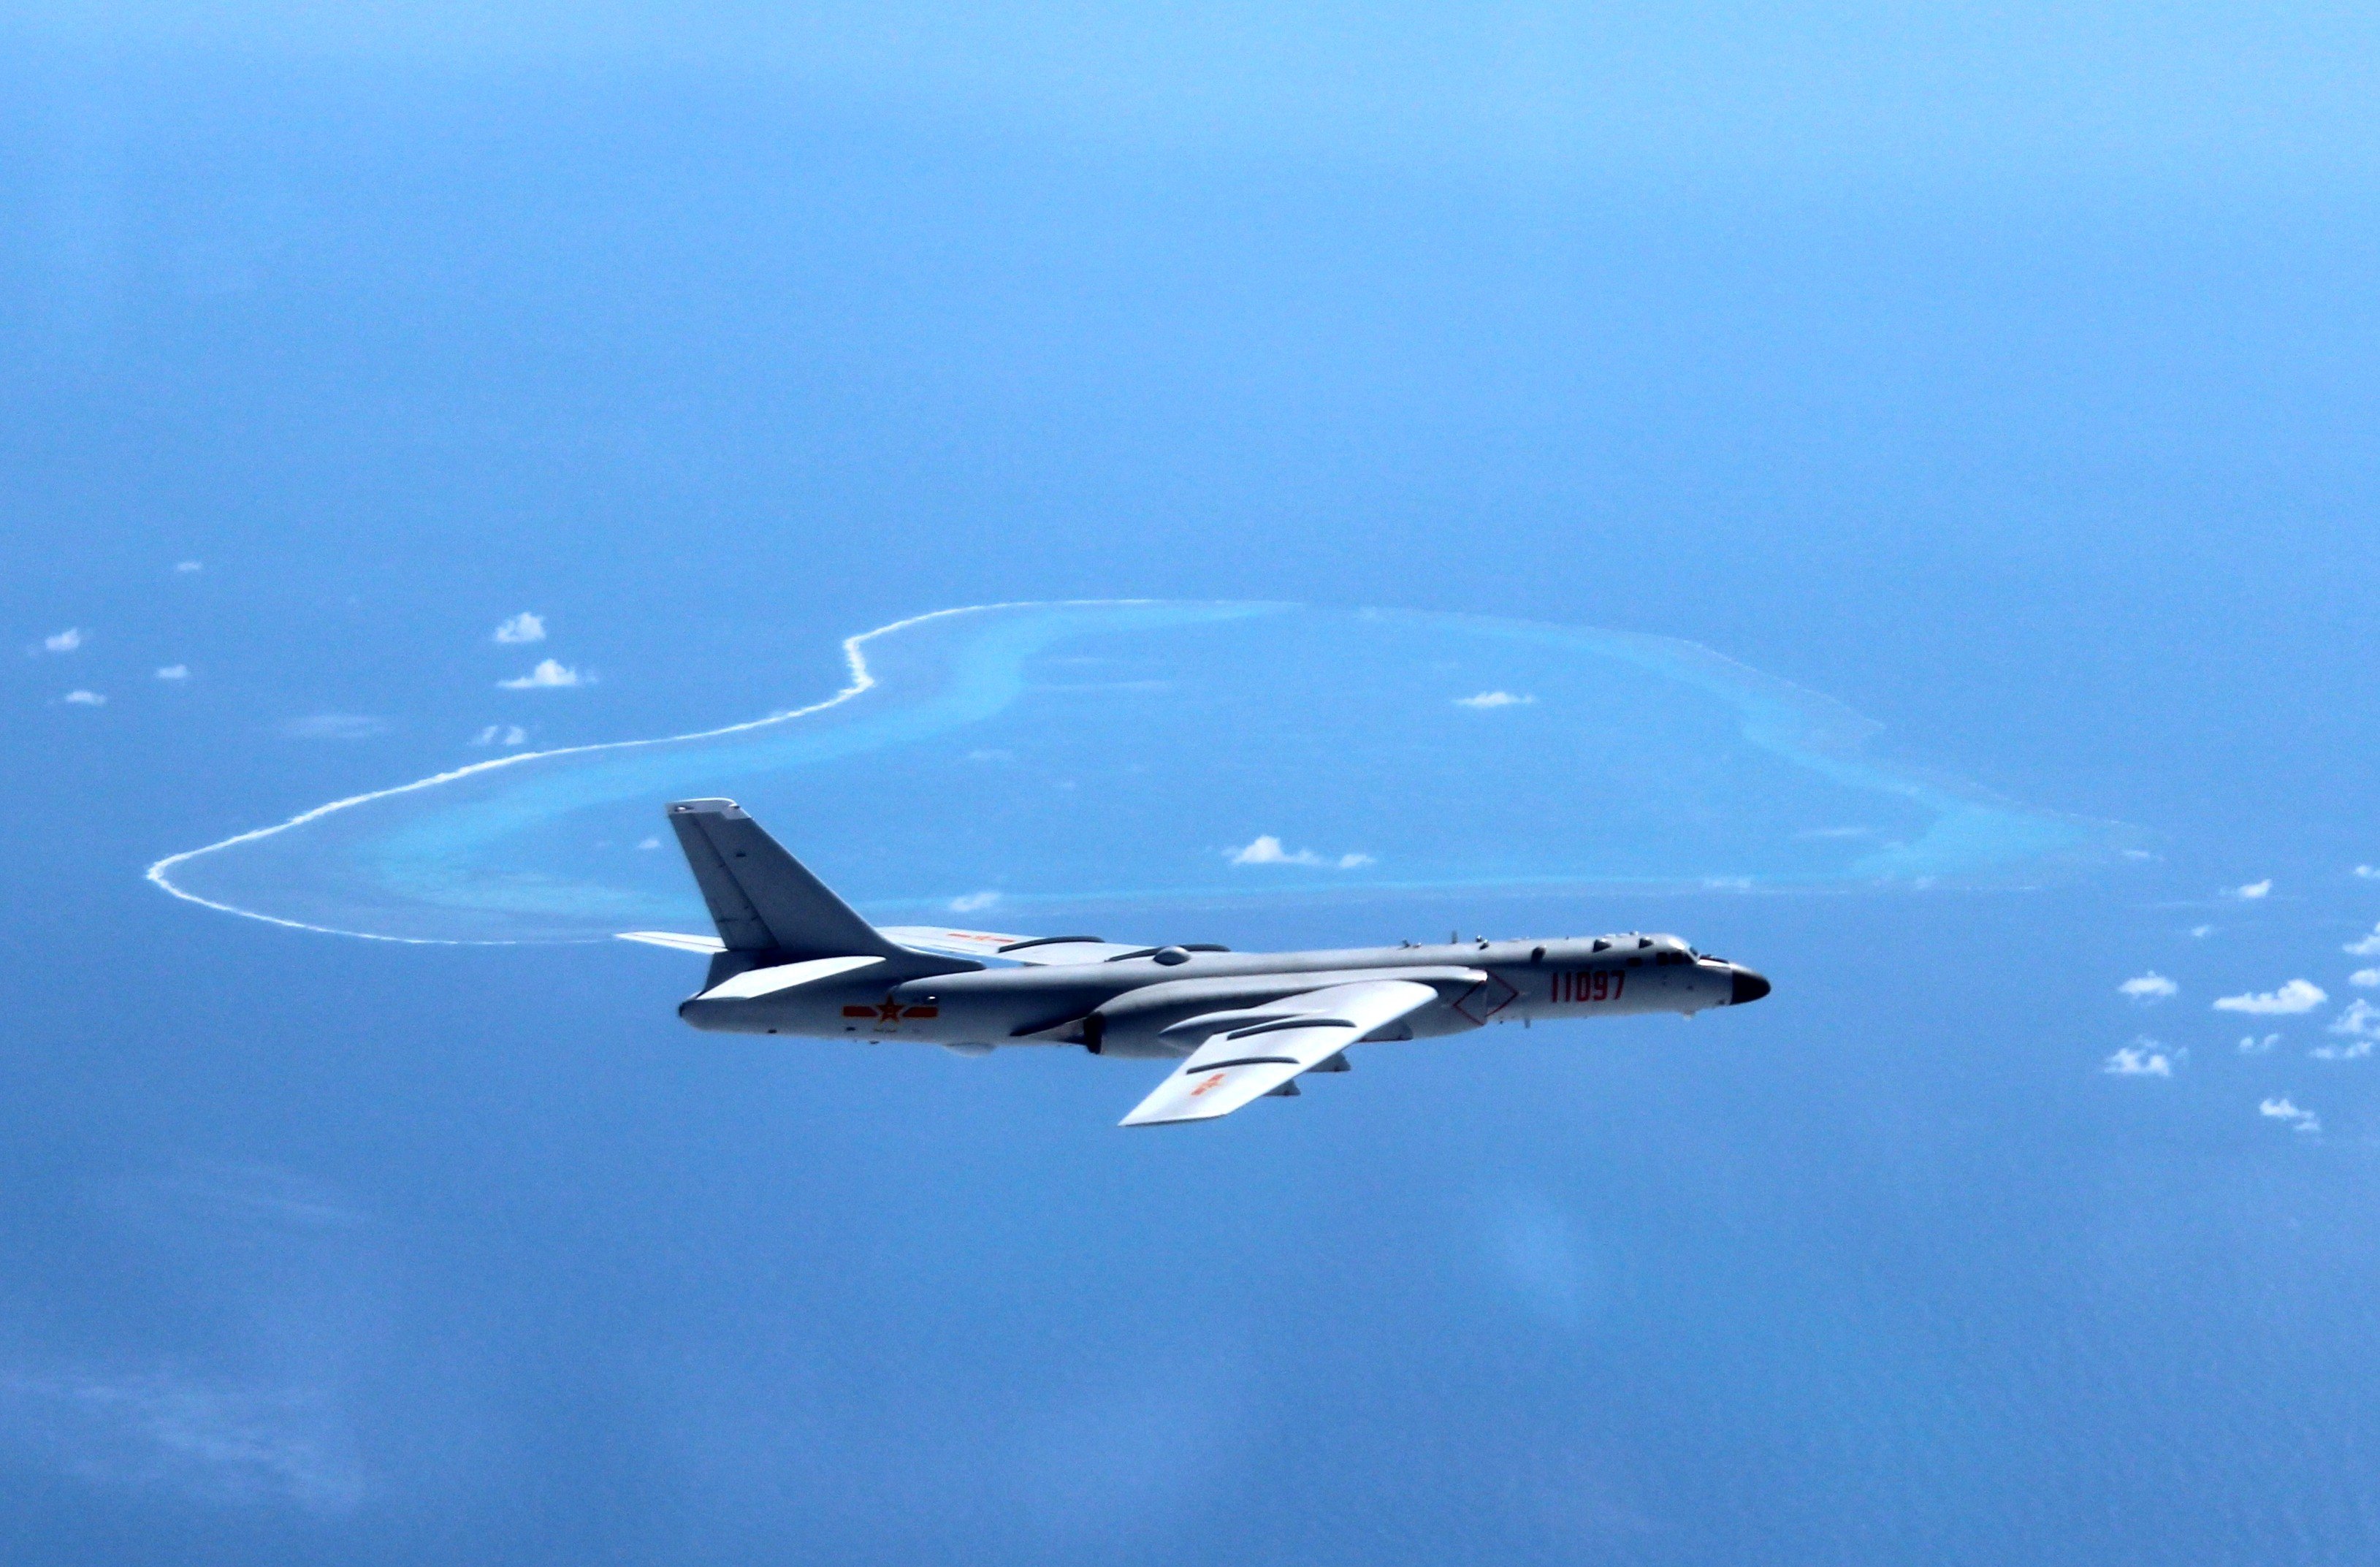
[{"xmin": 679, "ymin": 931, "xmax": 1766, "ymax": 1057}]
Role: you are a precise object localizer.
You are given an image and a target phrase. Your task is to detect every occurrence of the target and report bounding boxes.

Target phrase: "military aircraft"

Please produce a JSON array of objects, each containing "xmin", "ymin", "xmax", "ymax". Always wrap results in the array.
[{"xmin": 622, "ymin": 799, "xmax": 1770, "ymax": 1126}]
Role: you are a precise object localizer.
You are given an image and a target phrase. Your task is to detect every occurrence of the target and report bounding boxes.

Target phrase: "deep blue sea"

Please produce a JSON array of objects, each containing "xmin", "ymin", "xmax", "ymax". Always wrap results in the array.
[{"xmin": 6, "ymin": 21, "xmax": 2380, "ymax": 1565}]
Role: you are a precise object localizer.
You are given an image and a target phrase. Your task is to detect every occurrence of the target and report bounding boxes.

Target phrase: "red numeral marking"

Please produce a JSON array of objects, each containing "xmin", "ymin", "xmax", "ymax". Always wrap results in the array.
[{"xmin": 1552, "ymin": 970, "xmax": 1625, "ymax": 1004}]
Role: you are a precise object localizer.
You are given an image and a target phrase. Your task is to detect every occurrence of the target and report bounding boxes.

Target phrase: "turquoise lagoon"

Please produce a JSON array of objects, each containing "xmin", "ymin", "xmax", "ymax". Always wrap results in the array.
[{"xmin": 153, "ymin": 602, "xmax": 2130, "ymax": 942}]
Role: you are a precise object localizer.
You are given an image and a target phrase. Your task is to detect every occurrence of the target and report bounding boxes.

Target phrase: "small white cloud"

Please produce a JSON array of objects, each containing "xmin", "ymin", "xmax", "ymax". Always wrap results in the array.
[
  {"xmin": 2356, "ymin": 866, "xmax": 2380, "ymax": 880},
  {"xmin": 174, "ymin": 560, "xmax": 203, "ymax": 573},
  {"xmin": 947, "ymin": 891, "xmax": 1001, "ymax": 913},
  {"xmin": 1229, "ymin": 835, "xmax": 1319, "ymax": 866},
  {"xmin": 2118, "ymin": 972, "xmax": 2178, "ymax": 1002},
  {"xmin": 283, "ymin": 714, "xmax": 388, "ymax": 740},
  {"xmin": 43, "ymin": 628, "xmax": 83, "ymax": 652},
  {"xmin": 2213, "ymin": 979, "xmax": 2327, "ymax": 1015},
  {"xmin": 2260, "ymin": 1096, "xmax": 2320, "ymax": 1133},
  {"xmin": 2312, "ymin": 1002, "xmax": 2378, "ymax": 1059},
  {"xmin": 493, "ymin": 611, "xmax": 546, "ymax": 644},
  {"xmin": 62, "ymin": 689, "xmax": 105, "ymax": 706},
  {"xmin": 2121, "ymin": 848, "xmax": 2157, "ymax": 861},
  {"xmin": 2104, "ymin": 1042, "xmax": 2176, "ymax": 1078},
  {"xmin": 2344, "ymin": 923, "xmax": 2380, "ymax": 958},
  {"xmin": 2352, "ymin": 969, "xmax": 2380, "ymax": 988},
  {"xmin": 634, "ymin": 836, "xmax": 661, "ymax": 850},
  {"xmin": 1227, "ymin": 835, "xmax": 1372, "ymax": 870},
  {"xmin": 2239, "ymin": 1034, "xmax": 2281, "ymax": 1055},
  {"xmin": 2188, "ymin": 925, "xmax": 2215, "ymax": 939},
  {"xmin": 155, "ymin": 665, "xmax": 189, "ymax": 681},
  {"xmin": 470, "ymin": 724, "xmax": 530, "ymax": 747},
  {"xmin": 497, "ymin": 658, "xmax": 582, "ymax": 690},
  {"xmin": 1454, "ymin": 690, "xmax": 1535, "ymax": 709},
  {"xmin": 2231, "ymin": 879, "xmax": 2273, "ymax": 899},
  {"xmin": 2323, "ymin": 999, "xmax": 2380, "ymax": 1047}
]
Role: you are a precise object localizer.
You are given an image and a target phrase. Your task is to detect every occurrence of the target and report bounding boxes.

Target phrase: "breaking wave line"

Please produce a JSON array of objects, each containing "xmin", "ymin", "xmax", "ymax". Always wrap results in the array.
[{"xmin": 143, "ymin": 601, "xmax": 1155, "ymax": 944}]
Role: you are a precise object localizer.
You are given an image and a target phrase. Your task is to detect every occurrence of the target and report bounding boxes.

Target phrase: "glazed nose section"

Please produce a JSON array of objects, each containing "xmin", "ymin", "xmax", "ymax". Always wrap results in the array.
[{"xmin": 1729, "ymin": 966, "xmax": 1772, "ymax": 1006}]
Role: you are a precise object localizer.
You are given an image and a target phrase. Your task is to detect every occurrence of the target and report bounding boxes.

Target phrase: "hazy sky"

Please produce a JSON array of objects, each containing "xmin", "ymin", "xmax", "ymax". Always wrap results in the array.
[{"xmin": 14, "ymin": 0, "xmax": 2380, "ymax": 185}]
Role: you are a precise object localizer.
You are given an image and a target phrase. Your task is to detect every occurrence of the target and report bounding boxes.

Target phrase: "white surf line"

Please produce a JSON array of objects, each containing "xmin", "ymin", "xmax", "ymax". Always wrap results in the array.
[{"xmin": 145, "ymin": 600, "xmax": 1162, "ymax": 944}]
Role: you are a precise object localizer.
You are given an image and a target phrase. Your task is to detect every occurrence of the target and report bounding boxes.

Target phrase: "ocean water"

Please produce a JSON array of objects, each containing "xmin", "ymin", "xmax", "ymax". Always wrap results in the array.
[
  {"xmin": 7, "ymin": 24, "xmax": 2380, "ymax": 1567},
  {"xmin": 156, "ymin": 602, "xmax": 2124, "ymax": 943}
]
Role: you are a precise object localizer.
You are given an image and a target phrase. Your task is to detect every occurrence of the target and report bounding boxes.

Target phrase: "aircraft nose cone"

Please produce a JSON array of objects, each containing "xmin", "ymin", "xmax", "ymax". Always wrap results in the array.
[{"xmin": 1730, "ymin": 966, "xmax": 1772, "ymax": 1006}]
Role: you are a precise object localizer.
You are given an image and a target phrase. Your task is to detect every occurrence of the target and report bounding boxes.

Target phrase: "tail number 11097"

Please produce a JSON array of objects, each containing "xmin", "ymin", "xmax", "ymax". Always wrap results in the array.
[{"xmin": 1553, "ymin": 969, "xmax": 1625, "ymax": 1004}]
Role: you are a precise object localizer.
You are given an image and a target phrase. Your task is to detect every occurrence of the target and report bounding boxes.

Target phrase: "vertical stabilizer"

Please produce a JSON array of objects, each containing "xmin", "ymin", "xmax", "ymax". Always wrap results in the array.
[{"xmin": 665, "ymin": 799, "xmax": 909, "ymax": 960}]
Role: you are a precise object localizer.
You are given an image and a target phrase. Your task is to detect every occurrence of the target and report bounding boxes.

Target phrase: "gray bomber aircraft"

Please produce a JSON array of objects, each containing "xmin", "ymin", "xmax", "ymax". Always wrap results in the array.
[{"xmin": 622, "ymin": 798, "xmax": 1771, "ymax": 1126}]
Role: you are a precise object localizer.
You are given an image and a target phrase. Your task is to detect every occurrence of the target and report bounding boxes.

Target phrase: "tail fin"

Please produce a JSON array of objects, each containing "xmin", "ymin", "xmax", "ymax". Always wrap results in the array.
[{"xmin": 665, "ymin": 799, "xmax": 910, "ymax": 961}]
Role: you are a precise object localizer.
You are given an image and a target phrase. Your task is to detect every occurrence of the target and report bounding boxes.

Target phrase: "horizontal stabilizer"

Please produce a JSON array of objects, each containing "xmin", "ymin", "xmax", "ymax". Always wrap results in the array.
[
  {"xmin": 695, "ymin": 954, "xmax": 885, "ymax": 1002},
  {"xmin": 617, "ymin": 931, "xmax": 727, "ymax": 953}
]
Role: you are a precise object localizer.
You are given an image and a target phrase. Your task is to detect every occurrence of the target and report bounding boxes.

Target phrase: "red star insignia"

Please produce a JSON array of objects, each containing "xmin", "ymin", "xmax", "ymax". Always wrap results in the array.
[{"xmin": 874, "ymin": 996, "xmax": 906, "ymax": 1026}]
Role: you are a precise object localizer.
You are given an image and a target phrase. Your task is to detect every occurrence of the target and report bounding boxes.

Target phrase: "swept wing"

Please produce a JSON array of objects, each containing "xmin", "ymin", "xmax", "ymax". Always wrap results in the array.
[
  {"xmin": 1119, "ymin": 979, "xmax": 1440, "ymax": 1128},
  {"xmin": 874, "ymin": 926, "xmax": 1159, "ymax": 965},
  {"xmin": 618, "ymin": 926, "xmax": 1153, "ymax": 965}
]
